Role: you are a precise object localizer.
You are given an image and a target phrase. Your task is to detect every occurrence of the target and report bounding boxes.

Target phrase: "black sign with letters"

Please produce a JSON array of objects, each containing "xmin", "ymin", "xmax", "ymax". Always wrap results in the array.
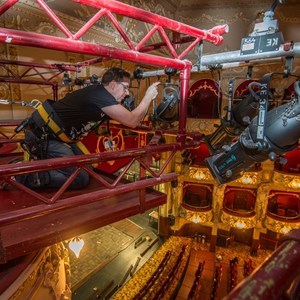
[{"xmin": 240, "ymin": 32, "xmax": 284, "ymax": 55}]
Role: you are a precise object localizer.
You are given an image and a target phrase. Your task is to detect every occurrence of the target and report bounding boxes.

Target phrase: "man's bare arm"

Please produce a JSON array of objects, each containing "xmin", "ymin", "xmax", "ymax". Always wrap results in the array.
[{"xmin": 102, "ymin": 82, "xmax": 160, "ymax": 128}]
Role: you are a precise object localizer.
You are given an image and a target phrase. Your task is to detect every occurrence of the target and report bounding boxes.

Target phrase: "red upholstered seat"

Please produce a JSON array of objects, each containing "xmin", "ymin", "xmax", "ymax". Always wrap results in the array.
[{"xmin": 277, "ymin": 208, "xmax": 286, "ymax": 216}]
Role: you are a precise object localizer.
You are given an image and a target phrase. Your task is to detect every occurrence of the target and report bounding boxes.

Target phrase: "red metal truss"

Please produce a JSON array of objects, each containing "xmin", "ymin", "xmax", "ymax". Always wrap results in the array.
[
  {"xmin": 0, "ymin": 59, "xmax": 76, "ymax": 83},
  {"xmin": 0, "ymin": 0, "xmax": 227, "ymax": 65},
  {"xmin": 0, "ymin": 142, "xmax": 184, "ymax": 207}
]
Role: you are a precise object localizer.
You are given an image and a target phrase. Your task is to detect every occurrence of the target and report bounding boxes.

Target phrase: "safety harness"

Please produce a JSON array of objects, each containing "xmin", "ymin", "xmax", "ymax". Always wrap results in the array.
[
  {"xmin": 32, "ymin": 100, "xmax": 73, "ymax": 143},
  {"xmin": 22, "ymin": 100, "xmax": 109, "ymax": 167}
]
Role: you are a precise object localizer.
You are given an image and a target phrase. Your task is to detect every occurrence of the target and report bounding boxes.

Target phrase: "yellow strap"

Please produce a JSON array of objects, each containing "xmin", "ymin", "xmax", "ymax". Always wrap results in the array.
[
  {"xmin": 76, "ymin": 141, "xmax": 98, "ymax": 168},
  {"xmin": 36, "ymin": 104, "xmax": 73, "ymax": 143}
]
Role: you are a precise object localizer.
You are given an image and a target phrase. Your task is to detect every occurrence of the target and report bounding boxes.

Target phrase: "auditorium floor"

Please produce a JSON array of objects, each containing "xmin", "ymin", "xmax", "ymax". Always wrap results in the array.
[
  {"xmin": 71, "ymin": 210, "xmax": 272, "ymax": 300},
  {"xmin": 72, "ymin": 209, "xmax": 165, "ymax": 300}
]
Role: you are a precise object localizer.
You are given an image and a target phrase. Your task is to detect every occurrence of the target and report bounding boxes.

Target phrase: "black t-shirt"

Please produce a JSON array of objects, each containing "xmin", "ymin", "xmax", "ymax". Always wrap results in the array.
[{"xmin": 52, "ymin": 84, "xmax": 118, "ymax": 140}]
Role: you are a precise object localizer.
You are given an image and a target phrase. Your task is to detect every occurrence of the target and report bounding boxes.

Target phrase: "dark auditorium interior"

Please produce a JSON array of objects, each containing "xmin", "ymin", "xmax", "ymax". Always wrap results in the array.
[{"xmin": 0, "ymin": 1, "xmax": 300, "ymax": 299}]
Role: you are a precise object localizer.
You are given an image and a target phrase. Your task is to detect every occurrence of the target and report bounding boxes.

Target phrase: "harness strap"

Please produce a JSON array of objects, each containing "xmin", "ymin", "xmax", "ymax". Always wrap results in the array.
[
  {"xmin": 32, "ymin": 100, "xmax": 73, "ymax": 143},
  {"xmin": 76, "ymin": 140, "xmax": 98, "ymax": 168}
]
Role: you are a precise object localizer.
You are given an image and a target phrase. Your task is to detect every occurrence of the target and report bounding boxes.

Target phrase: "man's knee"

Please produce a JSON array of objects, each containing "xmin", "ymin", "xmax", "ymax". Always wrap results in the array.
[{"xmin": 74, "ymin": 171, "xmax": 90, "ymax": 189}]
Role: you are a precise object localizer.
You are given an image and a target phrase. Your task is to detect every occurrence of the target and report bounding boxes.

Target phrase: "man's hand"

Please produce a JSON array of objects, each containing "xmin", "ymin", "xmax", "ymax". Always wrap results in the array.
[{"xmin": 144, "ymin": 82, "xmax": 160, "ymax": 101}]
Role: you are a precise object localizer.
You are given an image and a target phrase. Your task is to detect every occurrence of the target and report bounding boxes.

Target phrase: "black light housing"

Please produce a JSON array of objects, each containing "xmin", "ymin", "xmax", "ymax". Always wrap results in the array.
[{"xmin": 205, "ymin": 81, "xmax": 300, "ymax": 184}]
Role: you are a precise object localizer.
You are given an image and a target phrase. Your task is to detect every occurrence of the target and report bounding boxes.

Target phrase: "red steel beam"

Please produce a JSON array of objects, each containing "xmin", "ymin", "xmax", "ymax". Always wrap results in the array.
[
  {"xmin": 74, "ymin": 0, "xmax": 227, "ymax": 46},
  {"xmin": 0, "ymin": 172, "xmax": 176, "ymax": 227},
  {"xmin": 0, "ymin": 143, "xmax": 185, "ymax": 178},
  {"xmin": 0, "ymin": 0, "xmax": 19, "ymax": 16},
  {"xmin": 178, "ymin": 65, "xmax": 192, "ymax": 136},
  {"xmin": 0, "ymin": 28, "xmax": 188, "ymax": 69},
  {"xmin": 0, "ymin": 59, "xmax": 77, "ymax": 72},
  {"xmin": 0, "ymin": 0, "xmax": 227, "ymax": 68}
]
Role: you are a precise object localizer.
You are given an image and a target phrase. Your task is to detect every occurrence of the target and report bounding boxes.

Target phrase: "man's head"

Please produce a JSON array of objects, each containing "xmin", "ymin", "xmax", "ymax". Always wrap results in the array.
[{"xmin": 102, "ymin": 67, "xmax": 131, "ymax": 103}]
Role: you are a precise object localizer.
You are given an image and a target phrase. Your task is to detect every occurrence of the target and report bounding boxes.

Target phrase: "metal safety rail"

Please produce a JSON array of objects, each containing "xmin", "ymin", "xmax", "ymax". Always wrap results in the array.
[
  {"xmin": 0, "ymin": 141, "xmax": 187, "ymax": 208},
  {"xmin": 0, "ymin": 59, "xmax": 77, "ymax": 100}
]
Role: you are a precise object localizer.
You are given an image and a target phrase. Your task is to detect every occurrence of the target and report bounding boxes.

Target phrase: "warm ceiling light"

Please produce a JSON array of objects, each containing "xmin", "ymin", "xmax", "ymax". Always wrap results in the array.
[
  {"xmin": 281, "ymin": 227, "xmax": 291, "ymax": 234},
  {"xmin": 235, "ymin": 221, "xmax": 246, "ymax": 229},
  {"xmin": 69, "ymin": 237, "xmax": 84, "ymax": 258},
  {"xmin": 195, "ymin": 171, "xmax": 206, "ymax": 180},
  {"xmin": 241, "ymin": 176, "xmax": 253, "ymax": 184},
  {"xmin": 288, "ymin": 178, "xmax": 300, "ymax": 189},
  {"xmin": 192, "ymin": 213, "xmax": 200, "ymax": 223}
]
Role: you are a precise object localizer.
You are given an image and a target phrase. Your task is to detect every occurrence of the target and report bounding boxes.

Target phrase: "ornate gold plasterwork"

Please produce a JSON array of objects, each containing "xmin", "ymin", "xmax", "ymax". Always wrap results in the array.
[
  {"xmin": 0, "ymin": 83, "xmax": 10, "ymax": 99},
  {"xmin": 221, "ymin": 209, "xmax": 257, "ymax": 229},
  {"xmin": 177, "ymin": 207, "xmax": 213, "ymax": 226},
  {"xmin": 235, "ymin": 172, "xmax": 260, "ymax": 185},
  {"xmin": 186, "ymin": 118, "xmax": 219, "ymax": 135},
  {"xmin": 264, "ymin": 215, "xmax": 300, "ymax": 234},
  {"xmin": 128, "ymin": 0, "xmax": 174, "ymax": 19},
  {"xmin": 189, "ymin": 166, "xmax": 213, "ymax": 181},
  {"xmin": 276, "ymin": 11, "xmax": 300, "ymax": 23},
  {"xmin": 179, "ymin": 12, "xmax": 249, "ymax": 25},
  {"xmin": 273, "ymin": 172, "xmax": 300, "ymax": 191},
  {"xmin": 5, "ymin": 243, "xmax": 71, "ymax": 300}
]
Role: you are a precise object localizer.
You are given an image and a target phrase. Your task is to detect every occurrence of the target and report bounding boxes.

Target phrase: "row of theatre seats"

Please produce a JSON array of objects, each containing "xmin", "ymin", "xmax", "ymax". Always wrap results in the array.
[
  {"xmin": 186, "ymin": 255, "xmax": 256, "ymax": 300},
  {"xmin": 243, "ymin": 259, "xmax": 254, "ymax": 277},
  {"xmin": 113, "ymin": 236, "xmax": 192, "ymax": 300},
  {"xmin": 134, "ymin": 246, "xmax": 187, "ymax": 300},
  {"xmin": 210, "ymin": 265, "xmax": 223, "ymax": 300},
  {"xmin": 187, "ymin": 260, "xmax": 205, "ymax": 300},
  {"xmin": 228, "ymin": 257, "xmax": 254, "ymax": 293},
  {"xmin": 228, "ymin": 257, "xmax": 239, "ymax": 291},
  {"xmin": 275, "ymin": 207, "xmax": 299, "ymax": 218}
]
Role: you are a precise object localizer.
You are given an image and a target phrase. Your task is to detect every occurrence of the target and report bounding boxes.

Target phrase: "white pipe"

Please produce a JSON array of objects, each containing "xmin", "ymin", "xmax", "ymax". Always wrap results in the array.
[
  {"xmin": 137, "ymin": 42, "xmax": 300, "ymax": 77},
  {"xmin": 200, "ymin": 42, "xmax": 300, "ymax": 66}
]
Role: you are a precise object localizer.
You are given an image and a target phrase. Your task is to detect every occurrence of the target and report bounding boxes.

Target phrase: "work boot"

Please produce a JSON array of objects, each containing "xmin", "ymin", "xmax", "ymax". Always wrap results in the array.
[
  {"xmin": 15, "ymin": 171, "xmax": 50, "ymax": 189},
  {"xmin": 0, "ymin": 158, "xmax": 22, "ymax": 189}
]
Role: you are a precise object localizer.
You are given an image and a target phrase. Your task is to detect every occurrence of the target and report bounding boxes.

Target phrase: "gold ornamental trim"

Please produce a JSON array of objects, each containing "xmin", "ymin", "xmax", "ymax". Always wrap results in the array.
[
  {"xmin": 264, "ymin": 215, "xmax": 300, "ymax": 234},
  {"xmin": 221, "ymin": 209, "xmax": 257, "ymax": 229}
]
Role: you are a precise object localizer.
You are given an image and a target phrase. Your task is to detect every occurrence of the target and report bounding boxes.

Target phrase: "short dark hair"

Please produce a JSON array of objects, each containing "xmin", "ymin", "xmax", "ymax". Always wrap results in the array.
[{"xmin": 101, "ymin": 67, "xmax": 131, "ymax": 85}]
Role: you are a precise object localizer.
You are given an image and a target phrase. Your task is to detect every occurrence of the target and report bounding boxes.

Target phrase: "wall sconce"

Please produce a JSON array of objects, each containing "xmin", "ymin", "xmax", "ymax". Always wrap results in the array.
[
  {"xmin": 195, "ymin": 171, "xmax": 206, "ymax": 180},
  {"xmin": 235, "ymin": 221, "xmax": 246, "ymax": 229},
  {"xmin": 69, "ymin": 237, "xmax": 84, "ymax": 258},
  {"xmin": 240, "ymin": 175, "xmax": 253, "ymax": 184},
  {"xmin": 192, "ymin": 213, "xmax": 200, "ymax": 223},
  {"xmin": 288, "ymin": 178, "xmax": 300, "ymax": 189},
  {"xmin": 281, "ymin": 226, "xmax": 291, "ymax": 234}
]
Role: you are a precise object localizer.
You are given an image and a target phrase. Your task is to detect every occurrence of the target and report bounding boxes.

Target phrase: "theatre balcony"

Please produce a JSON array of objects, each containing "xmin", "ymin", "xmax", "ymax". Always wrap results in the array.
[
  {"xmin": 267, "ymin": 190, "xmax": 300, "ymax": 218},
  {"xmin": 222, "ymin": 186, "xmax": 256, "ymax": 217},
  {"xmin": 274, "ymin": 146, "xmax": 300, "ymax": 174},
  {"xmin": 220, "ymin": 187, "xmax": 257, "ymax": 230},
  {"xmin": 182, "ymin": 183, "xmax": 213, "ymax": 212}
]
